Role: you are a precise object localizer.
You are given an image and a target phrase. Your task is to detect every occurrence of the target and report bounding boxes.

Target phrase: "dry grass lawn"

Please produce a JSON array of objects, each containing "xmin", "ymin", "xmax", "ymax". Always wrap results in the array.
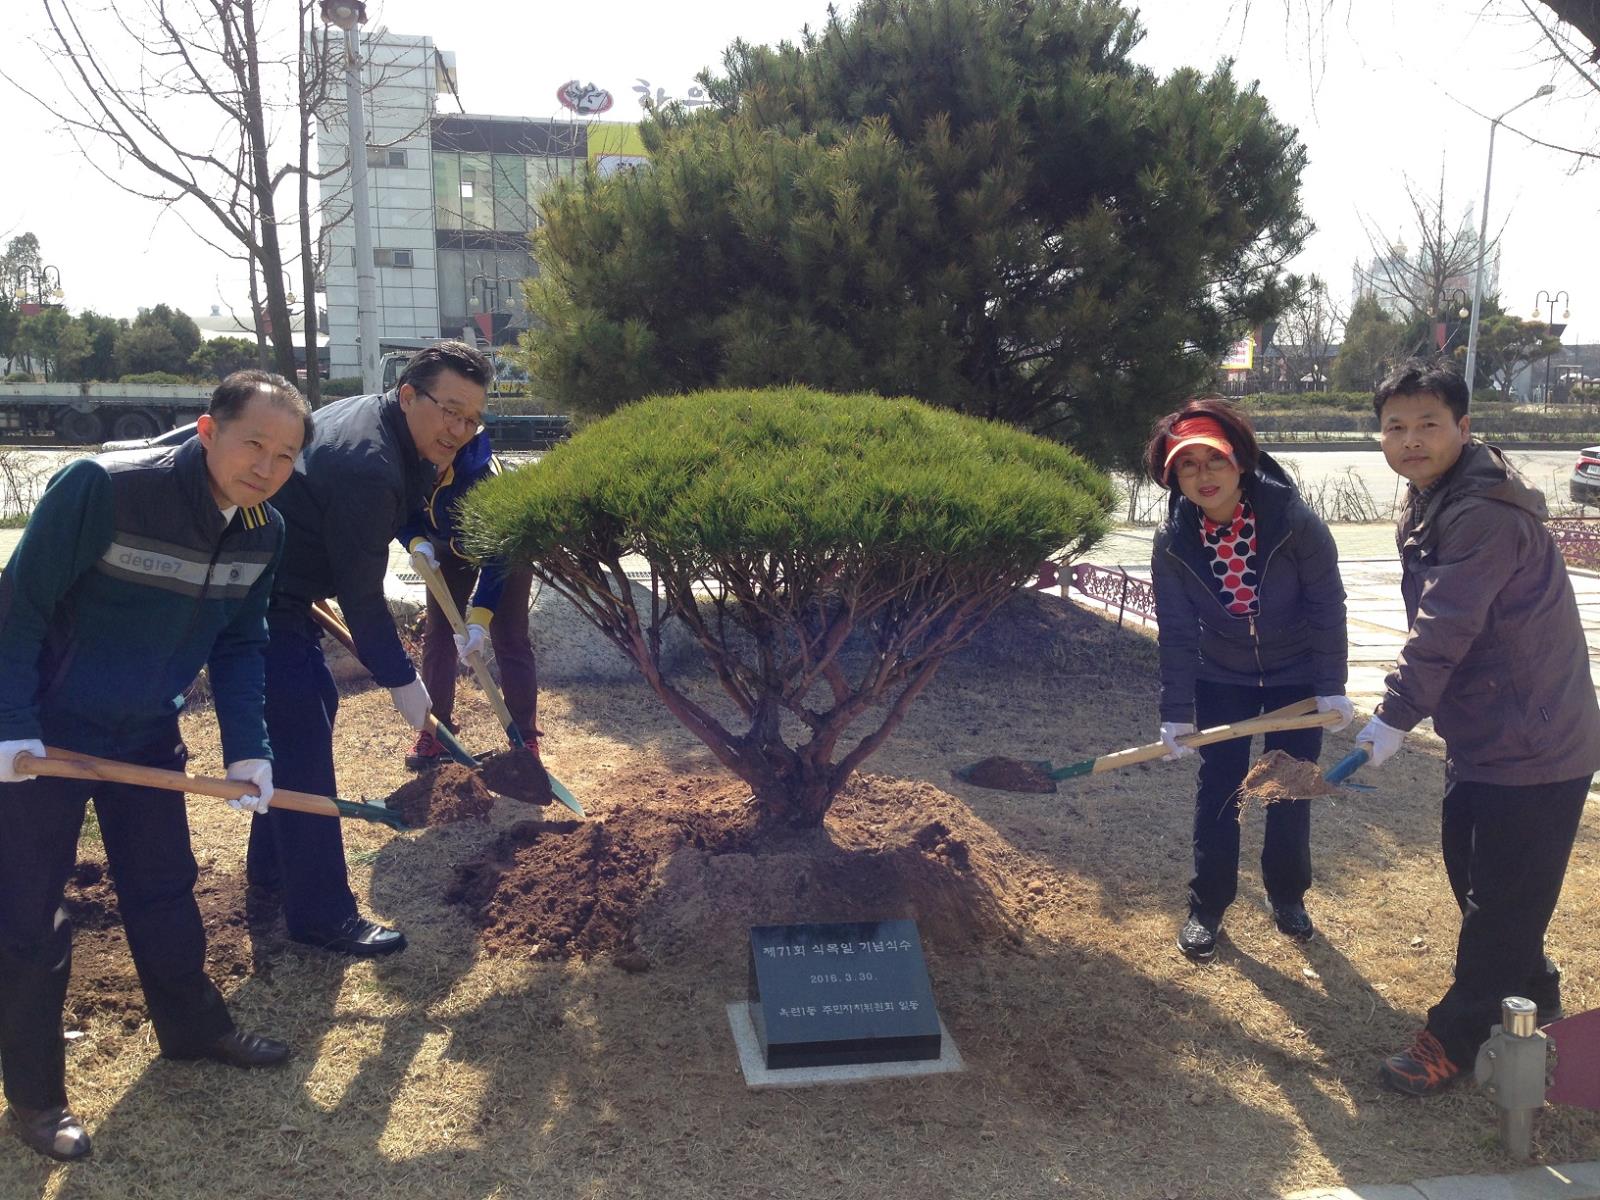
[{"xmin": 6, "ymin": 591, "xmax": 1600, "ymax": 1200}]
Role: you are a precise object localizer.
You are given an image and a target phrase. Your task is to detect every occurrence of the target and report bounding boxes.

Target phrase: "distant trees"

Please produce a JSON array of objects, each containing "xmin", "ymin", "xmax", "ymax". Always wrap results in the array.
[{"xmin": 1458, "ymin": 312, "xmax": 1563, "ymax": 395}]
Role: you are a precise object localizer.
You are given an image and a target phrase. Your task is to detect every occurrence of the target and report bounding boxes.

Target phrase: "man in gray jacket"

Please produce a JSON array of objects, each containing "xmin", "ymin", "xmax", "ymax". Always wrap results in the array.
[{"xmin": 1357, "ymin": 359, "xmax": 1600, "ymax": 1096}]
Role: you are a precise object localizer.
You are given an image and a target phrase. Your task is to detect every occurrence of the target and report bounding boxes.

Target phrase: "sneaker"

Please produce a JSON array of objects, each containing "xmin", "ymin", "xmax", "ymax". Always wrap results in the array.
[
  {"xmin": 404, "ymin": 729, "xmax": 448, "ymax": 771},
  {"xmin": 1379, "ymin": 1029, "xmax": 1464, "ymax": 1096},
  {"xmin": 1177, "ymin": 913, "xmax": 1220, "ymax": 961},
  {"xmin": 1269, "ymin": 900, "xmax": 1315, "ymax": 942},
  {"xmin": 1524, "ymin": 968, "xmax": 1563, "ymax": 1026}
]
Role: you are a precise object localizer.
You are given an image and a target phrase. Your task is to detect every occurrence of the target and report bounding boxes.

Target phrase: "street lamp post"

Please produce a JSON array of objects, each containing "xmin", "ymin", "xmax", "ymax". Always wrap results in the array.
[
  {"xmin": 11, "ymin": 265, "xmax": 63, "ymax": 308},
  {"xmin": 1438, "ymin": 288, "xmax": 1470, "ymax": 353},
  {"xmin": 320, "ymin": 0, "xmax": 379, "ymax": 395},
  {"xmin": 1534, "ymin": 289, "xmax": 1570, "ymax": 407},
  {"xmin": 1464, "ymin": 84, "xmax": 1555, "ymax": 395}
]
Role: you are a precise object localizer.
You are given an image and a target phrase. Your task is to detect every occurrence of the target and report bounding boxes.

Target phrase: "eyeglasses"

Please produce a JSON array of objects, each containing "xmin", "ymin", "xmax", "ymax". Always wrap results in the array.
[
  {"xmin": 414, "ymin": 386, "xmax": 484, "ymax": 436},
  {"xmin": 1173, "ymin": 455, "xmax": 1235, "ymax": 479}
]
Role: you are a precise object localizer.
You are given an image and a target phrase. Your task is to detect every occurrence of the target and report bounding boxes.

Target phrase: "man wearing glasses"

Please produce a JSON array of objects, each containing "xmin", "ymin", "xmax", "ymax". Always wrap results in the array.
[{"xmin": 248, "ymin": 340, "xmax": 491, "ymax": 956}]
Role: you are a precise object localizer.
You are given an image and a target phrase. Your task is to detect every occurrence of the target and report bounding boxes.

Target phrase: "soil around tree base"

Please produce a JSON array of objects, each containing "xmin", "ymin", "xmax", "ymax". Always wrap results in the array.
[{"xmin": 447, "ymin": 766, "xmax": 1030, "ymax": 963}]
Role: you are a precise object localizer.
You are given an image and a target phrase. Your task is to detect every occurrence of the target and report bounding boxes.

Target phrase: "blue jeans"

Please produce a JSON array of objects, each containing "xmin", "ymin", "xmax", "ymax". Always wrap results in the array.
[{"xmin": 1188, "ymin": 679, "xmax": 1322, "ymax": 921}]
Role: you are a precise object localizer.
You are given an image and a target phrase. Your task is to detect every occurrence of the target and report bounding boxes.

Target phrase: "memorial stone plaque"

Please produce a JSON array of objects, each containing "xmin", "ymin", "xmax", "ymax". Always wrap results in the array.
[{"xmin": 747, "ymin": 919, "xmax": 942, "ymax": 1069}]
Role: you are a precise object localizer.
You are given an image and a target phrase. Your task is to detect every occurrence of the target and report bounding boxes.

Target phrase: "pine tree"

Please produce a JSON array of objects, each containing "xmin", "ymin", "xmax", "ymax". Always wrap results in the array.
[{"xmin": 523, "ymin": 0, "xmax": 1308, "ymax": 467}]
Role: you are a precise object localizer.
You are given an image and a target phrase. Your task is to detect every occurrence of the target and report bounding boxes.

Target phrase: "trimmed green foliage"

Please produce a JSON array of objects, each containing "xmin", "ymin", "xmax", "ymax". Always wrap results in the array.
[
  {"xmin": 520, "ymin": 0, "xmax": 1307, "ymax": 470},
  {"xmin": 463, "ymin": 386, "xmax": 1114, "ymax": 827}
]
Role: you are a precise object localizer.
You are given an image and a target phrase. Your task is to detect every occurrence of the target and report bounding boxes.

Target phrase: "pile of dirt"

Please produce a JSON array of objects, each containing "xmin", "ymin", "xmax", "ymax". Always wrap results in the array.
[
  {"xmin": 447, "ymin": 766, "xmax": 1030, "ymax": 964},
  {"xmin": 62, "ymin": 860, "xmax": 255, "ymax": 1027},
  {"xmin": 384, "ymin": 763, "xmax": 496, "ymax": 826},
  {"xmin": 476, "ymin": 749, "xmax": 555, "ymax": 805},
  {"xmin": 1239, "ymin": 748, "xmax": 1337, "ymax": 805},
  {"xmin": 955, "ymin": 755, "xmax": 1058, "ymax": 793}
]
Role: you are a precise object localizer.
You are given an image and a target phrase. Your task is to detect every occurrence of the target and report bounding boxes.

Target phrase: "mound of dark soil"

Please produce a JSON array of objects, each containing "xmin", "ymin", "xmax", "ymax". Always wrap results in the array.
[
  {"xmin": 476, "ymin": 749, "xmax": 555, "ymax": 805},
  {"xmin": 447, "ymin": 767, "xmax": 1029, "ymax": 965},
  {"xmin": 62, "ymin": 860, "xmax": 255, "ymax": 1027},
  {"xmin": 956, "ymin": 755, "xmax": 1058, "ymax": 793},
  {"xmin": 385, "ymin": 763, "xmax": 496, "ymax": 826}
]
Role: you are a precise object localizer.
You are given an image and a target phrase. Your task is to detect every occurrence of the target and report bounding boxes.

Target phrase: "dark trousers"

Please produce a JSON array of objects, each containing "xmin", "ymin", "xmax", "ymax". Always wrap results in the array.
[
  {"xmin": 420, "ymin": 552, "xmax": 538, "ymax": 740},
  {"xmin": 1427, "ymin": 773, "xmax": 1589, "ymax": 1065},
  {"xmin": 1188, "ymin": 679, "xmax": 1322, "ymax": 921},
  {"xmin": 246, "ymin": 612, "xmax": 358, "ymax": 938},
  {"xmin": 0, "ymin": 734, "xmax": 233, "ymax": 1108}
]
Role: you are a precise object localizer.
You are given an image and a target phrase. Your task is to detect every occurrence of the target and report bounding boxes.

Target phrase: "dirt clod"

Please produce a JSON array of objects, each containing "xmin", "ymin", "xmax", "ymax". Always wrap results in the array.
[
  {"xmin": 384, "ymin": 763, "xmax": 496, "ymax": 826},
  {"xmin": 954, "ymin": 755, "xmax": 1057, "ymax": 793},
  {"xmin": 1239, "ymin": 749, "xmax": 1337, "ymax": 805},
  {"xmin": 476, "ymin": 749, "xmax": 555, "ymax": 805}
]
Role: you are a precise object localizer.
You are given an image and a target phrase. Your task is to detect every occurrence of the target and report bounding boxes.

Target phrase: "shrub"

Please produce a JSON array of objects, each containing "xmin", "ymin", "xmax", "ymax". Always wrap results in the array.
[
  {"xmin": 462, "ymin": 387, "xmax": 1116, "ymax": 829},
  {"xmin": 117, "ymin": 371, "xmax": 193, "ymax": 385},
  {"xmin": 4, "ymin": 373, "xmax": 39, "ymax": 384},
  {"xmin": 322, "ymin": 376, "xmax": 364, "ymax": 400}
]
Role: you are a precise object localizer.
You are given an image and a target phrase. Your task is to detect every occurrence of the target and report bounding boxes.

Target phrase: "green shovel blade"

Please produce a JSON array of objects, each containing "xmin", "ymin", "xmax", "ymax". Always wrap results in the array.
[
  {"xmin": 331, "ymin": 796, "xmax": 415, "ymax": 831},
  {"xmin": 432, "ymin": 722, "xmax": 480, "ymax": 769}
]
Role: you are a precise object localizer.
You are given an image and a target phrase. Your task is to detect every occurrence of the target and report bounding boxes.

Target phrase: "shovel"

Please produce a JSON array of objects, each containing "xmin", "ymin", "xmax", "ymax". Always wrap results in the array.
[
  {"xmin": 954, "ymin": 697, "xmax": 1338, "ymax": 793},
  {"xmin": 309, "ymin": 599, "xmax": 480, "ymax": 769},
  {"xmin": 16, "ymin": 747, "xmax": 415, "ymax": 831},
  {"xmin": 409, "ymin": 550, "xmax": 585, "ymax": 817}
]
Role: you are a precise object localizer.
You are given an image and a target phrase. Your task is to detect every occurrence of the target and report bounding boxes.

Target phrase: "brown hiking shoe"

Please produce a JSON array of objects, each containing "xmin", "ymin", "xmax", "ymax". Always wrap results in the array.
[
  {"xmin": 404, "ymin": 729, "xmax": 448, "ymax": 771},
  {"xmin": 1379, "ymin": 1029, "xmax": 1464, "ymax": 1096}
]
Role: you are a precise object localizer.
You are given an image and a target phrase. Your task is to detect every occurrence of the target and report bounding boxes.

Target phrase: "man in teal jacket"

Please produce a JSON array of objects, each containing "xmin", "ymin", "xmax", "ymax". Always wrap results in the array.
[{"xmin": 0, "ymin": 371, "xmax": 310, "ymax": 1162}]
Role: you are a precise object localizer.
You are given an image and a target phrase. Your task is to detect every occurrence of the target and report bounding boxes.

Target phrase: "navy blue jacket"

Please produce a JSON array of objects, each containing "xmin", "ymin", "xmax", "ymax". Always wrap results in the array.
[
  {"xmin": 1151, "ymin": 453, "xmax": 1347, "ymax": 721},
  {"xmin": 0, "ymin": 437, "xmax": 281, "ymax": 760},
  {"xmin": 269, "ymin": 391, "xmax": 433, "ymax": 686}
]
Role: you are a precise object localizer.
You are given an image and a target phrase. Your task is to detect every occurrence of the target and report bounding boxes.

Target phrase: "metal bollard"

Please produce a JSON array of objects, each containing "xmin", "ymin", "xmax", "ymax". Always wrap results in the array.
[{"xmin": 1474, "ymin": 997, "xmax": 1547, "ymax": 1160}]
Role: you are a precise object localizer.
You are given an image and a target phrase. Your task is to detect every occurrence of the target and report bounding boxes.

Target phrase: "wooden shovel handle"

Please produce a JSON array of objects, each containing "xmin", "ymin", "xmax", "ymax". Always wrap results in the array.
[
  {"xmin": 1091, "ymin": 707, "xmax": 1340, "ymax": 775},
  {"xmin": 410, "ymin": 551, "xmax": 521, "ymax": 737},
  {"xmin": 18, "ymin": 747, "xmax": 345, "ymax": 820}
]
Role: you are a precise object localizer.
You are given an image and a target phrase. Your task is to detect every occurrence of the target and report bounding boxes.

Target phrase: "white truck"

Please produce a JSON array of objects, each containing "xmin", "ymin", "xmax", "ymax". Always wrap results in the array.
[{"xmin": 0, "ymin": 380, "xmax": 213, "ymax": 443}]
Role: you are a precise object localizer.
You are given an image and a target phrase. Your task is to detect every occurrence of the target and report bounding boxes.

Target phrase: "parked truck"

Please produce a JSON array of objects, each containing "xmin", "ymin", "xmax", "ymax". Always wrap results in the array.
[{"xmin": 0, "ymin": 380, "xmax": 212, "ymax": 443}]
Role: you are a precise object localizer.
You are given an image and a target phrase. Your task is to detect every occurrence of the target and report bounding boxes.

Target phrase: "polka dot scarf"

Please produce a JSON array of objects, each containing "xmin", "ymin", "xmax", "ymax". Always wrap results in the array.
[{"xmin": 1201, "ymin": 499, "xmax": 1260, "ymax": 616}]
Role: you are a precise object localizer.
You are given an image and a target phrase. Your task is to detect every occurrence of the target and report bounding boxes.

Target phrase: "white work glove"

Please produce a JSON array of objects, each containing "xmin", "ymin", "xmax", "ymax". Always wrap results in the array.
[
  {"xmin": 410, "ymin": 540, "xmax": 439, "ymax": 571},
  {"xmin": 1316, "ymin": 694, "xmax": 1355, "ymax": 733},
  {"xmin": 453, "ymin": 622, "xmax": 487, "ymax": 663},
  {"xmin": 388, "ymin": 676, "xmax": 433, "ymax": 731},
  {"xmin": 1355, "ymin": 715, "xmax": 1406, "ymax": 767},
  {"xmin": 1160, "ymin": 722, "xmax": 1197, "ymax": 761},
  {"xmin": 224, "ymin": 758, "xmax": 273, "ymax": 815},
  {"xmin": 0, "ymin": 739, "xmax": 46, "ymax": 783}
]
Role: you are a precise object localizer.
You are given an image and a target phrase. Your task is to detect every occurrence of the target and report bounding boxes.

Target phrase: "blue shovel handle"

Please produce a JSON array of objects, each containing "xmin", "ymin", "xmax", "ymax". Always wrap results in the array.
[{"xmin": 1324, "ymin": 746, "xmax": 1371, "ymax": 786}]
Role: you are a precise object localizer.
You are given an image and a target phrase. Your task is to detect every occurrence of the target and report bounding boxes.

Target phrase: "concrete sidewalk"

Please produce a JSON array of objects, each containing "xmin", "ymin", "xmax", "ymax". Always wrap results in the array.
[{"xmin": 1285, "ymin": 1160, "xmax": 1600, "ymax": 1200}]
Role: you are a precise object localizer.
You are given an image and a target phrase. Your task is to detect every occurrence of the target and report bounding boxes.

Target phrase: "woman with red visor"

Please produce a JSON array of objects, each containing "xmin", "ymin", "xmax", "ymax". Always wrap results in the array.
[{"xmin": 1145, "ymin": 399, "xmax": 1351, "ymax": 961}]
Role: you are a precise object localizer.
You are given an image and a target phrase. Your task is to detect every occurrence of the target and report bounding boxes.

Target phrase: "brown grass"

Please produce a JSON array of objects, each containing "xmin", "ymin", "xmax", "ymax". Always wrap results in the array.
[{"xmin": 5, "ymin": 591, "xmax": 1599, "ymax": 1199}]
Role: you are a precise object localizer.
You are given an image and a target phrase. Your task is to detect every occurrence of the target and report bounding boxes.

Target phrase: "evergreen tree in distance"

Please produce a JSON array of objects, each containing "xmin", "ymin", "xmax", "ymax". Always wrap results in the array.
[{"xmin": 523, "ymin": 0, "xmax": 1308, "ymax": 466}]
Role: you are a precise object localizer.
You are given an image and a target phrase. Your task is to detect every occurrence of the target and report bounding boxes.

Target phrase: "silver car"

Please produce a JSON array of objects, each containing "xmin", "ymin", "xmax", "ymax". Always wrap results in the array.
[{"xmin": 1571, "ymin": 445, "xmax": 1600, "ymax": 507}]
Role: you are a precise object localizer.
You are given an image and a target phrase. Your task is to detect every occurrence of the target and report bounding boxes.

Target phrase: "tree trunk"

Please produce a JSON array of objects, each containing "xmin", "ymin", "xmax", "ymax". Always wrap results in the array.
[
  {"xmin": 297, "ymin": 6, "xmax": 324, "ymax": 407},
  {"xmin": 239, "ymin": 0, "xmax": 301, "ymax": 385}
]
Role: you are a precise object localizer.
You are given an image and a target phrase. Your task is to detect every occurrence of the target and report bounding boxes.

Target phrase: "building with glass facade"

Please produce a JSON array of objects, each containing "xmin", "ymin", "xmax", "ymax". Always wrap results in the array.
[{"xmin": 315, "ymin": 31, "xmax": 646, "ymax": 381}]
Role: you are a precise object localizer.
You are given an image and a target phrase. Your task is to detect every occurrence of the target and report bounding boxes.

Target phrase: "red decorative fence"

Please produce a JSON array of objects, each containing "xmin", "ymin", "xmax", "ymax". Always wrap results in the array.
[
  {"xmin": 1060, "ymin": 562, "xmax": 1157, "ymax": 627},
  {"xmin": 1550, "ymin": 518, "xmax": 1600, "ymax": 572}
]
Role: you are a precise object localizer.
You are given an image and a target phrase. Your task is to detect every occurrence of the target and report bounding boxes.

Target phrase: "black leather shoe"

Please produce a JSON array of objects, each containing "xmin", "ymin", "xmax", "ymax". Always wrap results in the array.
[
  {"xmin": 165, "ymin": 1029, "xmax": 289, "ymax": 1069},
  {"xmin": 290, "ymin": 914, "xmax": 407, "ymax": 957},
  {"xmin": 1269, "ymin": 900, "xmax": 1315, "ymax": 942},
  {"xmin": 1177, "ymin": 913, "xmax": 1220, "ymax": 961},
  {"xmin": 7, "ymin": 1105, "xmax": 91, "ymax": 1162}
]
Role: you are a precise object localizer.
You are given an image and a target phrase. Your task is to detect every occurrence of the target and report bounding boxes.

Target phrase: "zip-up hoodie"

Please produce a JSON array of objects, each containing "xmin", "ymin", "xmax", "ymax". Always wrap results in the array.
[
  {"xmin": 0, "ymin": 437, "xmax": 281, "ymax": 760},
  {"xmin": 1377, "ymin": 440, "xmax": 1600, "ymax": 786},
  {"xmin": 394, "ymin": 430, "xmax": 511, "ymax": 628},
  {"xmin": 1151, "ymin": 452, "xmax": 1347, "ymax": 721}
]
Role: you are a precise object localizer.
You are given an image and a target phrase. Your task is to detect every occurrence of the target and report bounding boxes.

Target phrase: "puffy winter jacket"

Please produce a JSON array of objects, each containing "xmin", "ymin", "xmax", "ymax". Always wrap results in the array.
[
  {"xmin": 1377, "ymin": 440, "xmax": 1600, "ymax": 786},
  {"xmin": 1151, "ymin": 452, "xmax": 1347, "ymax": 721}
]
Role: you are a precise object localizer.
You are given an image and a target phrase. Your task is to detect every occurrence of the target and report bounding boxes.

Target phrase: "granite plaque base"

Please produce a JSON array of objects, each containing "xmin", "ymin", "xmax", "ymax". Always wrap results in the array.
[{"xmin": 747, "ymin": 920, "xmax": 942, "ymax": 1070}]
